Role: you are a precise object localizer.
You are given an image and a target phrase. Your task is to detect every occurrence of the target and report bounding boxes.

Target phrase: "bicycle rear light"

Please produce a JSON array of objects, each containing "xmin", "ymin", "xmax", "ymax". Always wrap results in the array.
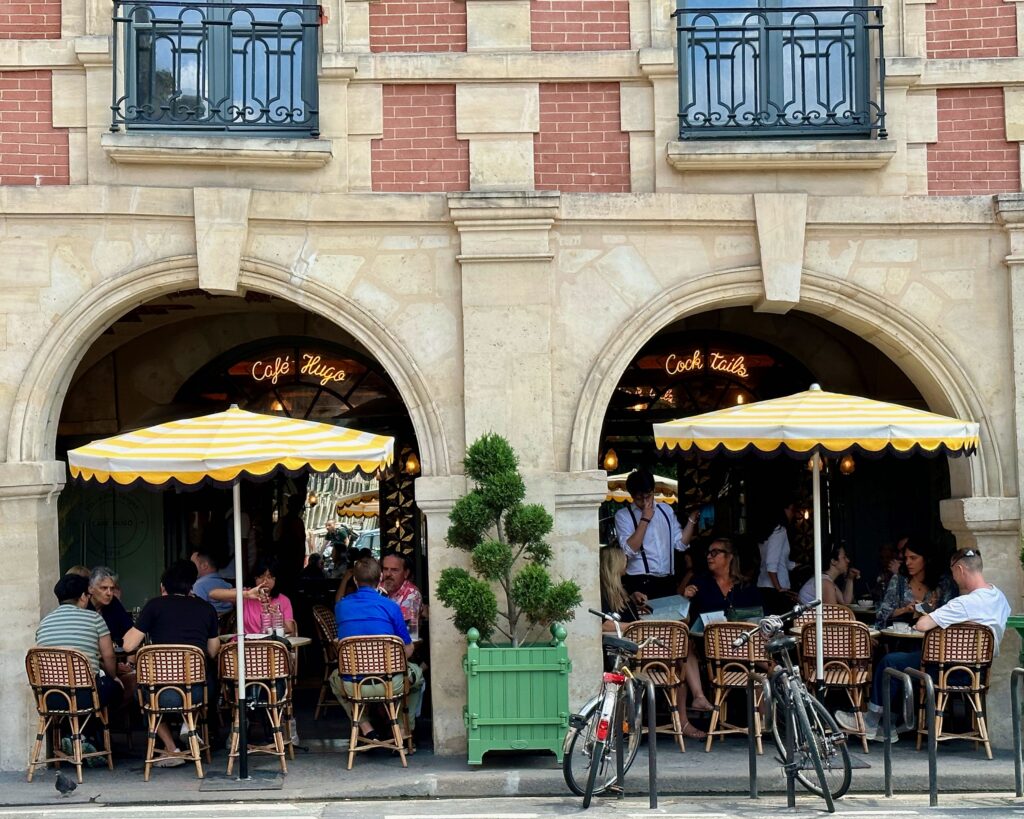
[{"xmin": 603, "ymin": 672, "xmax": 626, "ymax": 684}]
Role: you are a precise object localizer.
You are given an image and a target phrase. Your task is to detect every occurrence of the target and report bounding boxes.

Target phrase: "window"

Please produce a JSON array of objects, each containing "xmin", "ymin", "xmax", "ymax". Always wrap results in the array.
[
  {"xmin": 112, "ymin": 0, "xmax": 320, "ymax": 135},
  {"xmin": 674, "ymin": 1, "xmax": 886, "ymax": 139}
]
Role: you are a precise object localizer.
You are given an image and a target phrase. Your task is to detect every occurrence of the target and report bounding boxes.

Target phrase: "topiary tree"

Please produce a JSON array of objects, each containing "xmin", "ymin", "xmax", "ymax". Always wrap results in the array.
[{"xmin": 435, "ymin": 433, "xmax": 582, "ymax": 647}]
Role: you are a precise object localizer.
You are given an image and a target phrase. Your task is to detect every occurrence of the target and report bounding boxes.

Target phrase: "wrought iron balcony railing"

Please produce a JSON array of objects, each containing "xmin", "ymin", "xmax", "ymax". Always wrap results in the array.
[
  {"xmin": 673, "ymin": 3, "xmax": 886, "ymax": 140},
  {"xmin": 111, "ymin": 0, "xmax": 320, "ymax": 136}
]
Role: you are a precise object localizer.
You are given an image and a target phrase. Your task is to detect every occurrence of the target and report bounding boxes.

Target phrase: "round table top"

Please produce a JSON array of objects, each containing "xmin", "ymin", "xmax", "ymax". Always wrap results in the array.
[
  {"xmin": 879, "ymin": 627, "xmax": 924, "ymax": 639},
  {"xmin": 218, "ymin": 633, "xmax": 311, "ymax": 647}
]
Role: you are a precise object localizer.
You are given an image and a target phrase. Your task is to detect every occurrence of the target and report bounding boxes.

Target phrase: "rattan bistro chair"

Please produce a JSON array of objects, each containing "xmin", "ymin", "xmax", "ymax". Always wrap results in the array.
[
  {"xmin": 312, "ymin": 605, "xmax": 341, "ymax": 720},
  {"xmin": 623, "ymin": 620, "xmax": 691, "ymax": 752},
  {"xmin": 917, "ymin": 622, "xmax": 995, "ymax": 758},
  {"xmin": 336, "ymin": 635, "xmax": 413, "ymax": 769},
  {"xmin": 703, "ymin": 622, "xmax": 768, "ymax": 754},
  {"xmin": 25, "ymin": 647, "xmax": 113, "ymax": 783},
  {"xmin": 220, "ymin": 640, "xmax": 294, "ymax": 774},
  {"xmin": 134, "ymin": 644, "xmax": 211, "ymax": 780},
  {"xmin": 800, "ymin": 621, "xmax": 874, "ymax": 752},
  {"xmin": 792, "ymin": 604, "xmax": 855, "ymax": 633}
]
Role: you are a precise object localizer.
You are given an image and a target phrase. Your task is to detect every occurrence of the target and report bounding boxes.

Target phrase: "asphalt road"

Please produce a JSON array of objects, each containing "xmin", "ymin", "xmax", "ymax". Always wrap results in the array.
[{"xmin": 3, "ymin": 794, "xmax": 1024, "ymax": 819}]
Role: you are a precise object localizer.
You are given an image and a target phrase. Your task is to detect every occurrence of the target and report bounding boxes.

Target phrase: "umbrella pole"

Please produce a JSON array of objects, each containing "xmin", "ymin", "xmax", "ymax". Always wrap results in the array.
[
  {"xmin": 232, "ymin": 480, "xmax": 249, "ymax": 780},
  {"xmin": 812, "ymin": 453, "xmax": 824, "ymax": 690}
]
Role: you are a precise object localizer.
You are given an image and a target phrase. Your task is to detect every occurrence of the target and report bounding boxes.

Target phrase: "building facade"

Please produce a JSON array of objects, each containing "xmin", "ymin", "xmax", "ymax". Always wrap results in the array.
[{"xmin": 1, "ymin": 0, "xmax": 1023, "ymax": 769}]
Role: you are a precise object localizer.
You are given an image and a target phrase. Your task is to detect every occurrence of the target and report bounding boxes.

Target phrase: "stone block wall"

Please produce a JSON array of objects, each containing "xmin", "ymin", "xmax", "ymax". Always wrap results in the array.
[
  {"xmin": 0, "ymin": 70, "xmax": 68, "ymax": 185},
  {"xmin": 530, "ymin": 0, "xmax": 630, "ymax": 51},
  {"xmin": 535, "ymin": 82, "xmax": 629, "ymax": 191},
  {"xmin": 0, "ymin": 1, "xmax": 60, "ymax": 39},
  {"xmin": 371, "ymin": 84, "xmax": 469, "ymax": 191},
  {"xmin": 926, "ymin": 0, "xmax": 1017, "ymax": 58},
  {"xmin": 927, "ymin": 88, "xmax": 1019, "ymax": 194},
  {"xmin": 369, "ymin": 0, "xmax": 468, "ymax": 52}
]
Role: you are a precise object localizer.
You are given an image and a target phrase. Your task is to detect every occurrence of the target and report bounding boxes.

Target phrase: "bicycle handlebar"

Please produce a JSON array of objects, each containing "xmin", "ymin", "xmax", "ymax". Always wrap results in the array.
[
  {"xmin": 590, "ymin": 607, "xmax": 666, "ymax": 649},
  {"xmin": 732, "ymin": 599, "xmax": 821, "ymax": 647}
]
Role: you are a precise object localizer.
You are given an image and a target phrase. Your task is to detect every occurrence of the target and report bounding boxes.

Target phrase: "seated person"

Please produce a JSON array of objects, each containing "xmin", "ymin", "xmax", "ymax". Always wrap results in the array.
[
  {"xmin": 380, "ymin": 551, "xmax": 423, "ymax": 629},
  {"xmin": 797, "ymin": 545, "xmax": 860, "ymax": 606},
  {"xmin": 874, "ymin": 538, "xmax": 953, "ymax": 628},
  {"xmin": 208, "ymin": 557, "xmax": 296, "ymax": 636},
  {"xmin": 190, "ymin": 550, "xmax": 234, "ymax": 615},
  {"xmin": 36, "ymin": 574, "xmax": 123, "ymax": 709},
  {"xmin": 334, "ymin": 547, "xmax": 374, "ymax": 604},
  {"xmin": 122, "ymin": 560, "xmax": 221, "ymax": 765},
  {"xmin": 300, "ymin": 553, "xmax": 327, "ymax": 580},
  {"xmin": 838, "ymin": 548, "xmax": 1009, "ymax": 741},
  {"xmin": 330, "ymin": 558, "xmax": 424, "ymax": 744},
  {"xmin": 87, "ymin": 566, "xmax": 134, "ymax": 646}
]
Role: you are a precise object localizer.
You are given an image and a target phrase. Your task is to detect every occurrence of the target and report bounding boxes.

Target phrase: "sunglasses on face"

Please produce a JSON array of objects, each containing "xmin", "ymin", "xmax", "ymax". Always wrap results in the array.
[{"xmin": 707, "ymin": 549, "xmax": 730, "ymax": 559}]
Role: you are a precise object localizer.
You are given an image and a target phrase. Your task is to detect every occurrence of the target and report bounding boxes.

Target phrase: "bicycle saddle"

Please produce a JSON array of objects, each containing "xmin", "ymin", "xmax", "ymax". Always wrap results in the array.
[{"xmin": 602, "ymin": 635, "xmax": 639, "ymax": 656}]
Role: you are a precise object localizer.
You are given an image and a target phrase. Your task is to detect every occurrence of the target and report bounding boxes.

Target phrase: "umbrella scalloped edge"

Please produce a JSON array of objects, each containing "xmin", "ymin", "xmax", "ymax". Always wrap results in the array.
[{"xmin": 654, "ymin": 438, "xmax": 978, "ymax": 459}]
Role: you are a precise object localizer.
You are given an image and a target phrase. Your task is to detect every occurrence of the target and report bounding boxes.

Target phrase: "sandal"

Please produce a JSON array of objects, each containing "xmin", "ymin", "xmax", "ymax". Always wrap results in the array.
[
  {"xmin": 680, "ymin": 721, "xmax": 707, "ymax": 740},
  {"xmin": 691, "ymin": 697, "xmax": 714, "ymax": 712}
]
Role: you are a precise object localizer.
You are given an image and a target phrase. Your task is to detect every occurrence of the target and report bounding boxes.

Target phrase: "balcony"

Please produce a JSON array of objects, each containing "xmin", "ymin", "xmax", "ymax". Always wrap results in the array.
[
  {"xmin": 673, "ymin": 3, "xmax": 886, "ymax": 141},
  {"xmin": 110, "ymin": 0, "xmax": 320, "ymax": 137}
]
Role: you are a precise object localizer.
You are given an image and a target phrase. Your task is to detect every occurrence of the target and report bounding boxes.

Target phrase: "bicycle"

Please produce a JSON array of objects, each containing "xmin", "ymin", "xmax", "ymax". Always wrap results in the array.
[
  {"xmin": 734, "ymin": 599, "xmax": 852, "ymax": 802},
  {"xmin": 562, "ymin": 608, "xmax": 658, "ymax": 806}
]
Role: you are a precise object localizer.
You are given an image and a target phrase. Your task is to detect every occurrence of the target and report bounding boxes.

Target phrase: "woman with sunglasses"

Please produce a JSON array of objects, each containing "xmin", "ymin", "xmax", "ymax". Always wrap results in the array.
[{"xmin": 681, "ymin": 539, "xmax": 763, "ymax": 721}]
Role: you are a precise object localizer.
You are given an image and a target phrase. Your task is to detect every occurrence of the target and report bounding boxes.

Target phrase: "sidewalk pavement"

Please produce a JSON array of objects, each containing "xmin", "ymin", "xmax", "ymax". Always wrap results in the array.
[{"xmin": 1, "ymin": 736, "xmax": 1020, "ymax": 808}]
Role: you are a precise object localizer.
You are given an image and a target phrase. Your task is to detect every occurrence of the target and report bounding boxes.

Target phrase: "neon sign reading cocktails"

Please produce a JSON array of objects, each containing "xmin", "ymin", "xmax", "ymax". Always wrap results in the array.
[
  {"xmin": 664, "ymin": 350, "xmax": 749, "ymax": 379},
  {"xmin": 251, "ymin": 353, "xmax": 347, "ymax": 387}
]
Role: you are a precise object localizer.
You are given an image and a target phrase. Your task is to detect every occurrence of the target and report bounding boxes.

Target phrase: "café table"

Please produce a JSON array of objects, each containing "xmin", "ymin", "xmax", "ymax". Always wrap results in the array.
[{"xmin": 878, "ymin": 627, "xmax": 924, "ymax": 640}]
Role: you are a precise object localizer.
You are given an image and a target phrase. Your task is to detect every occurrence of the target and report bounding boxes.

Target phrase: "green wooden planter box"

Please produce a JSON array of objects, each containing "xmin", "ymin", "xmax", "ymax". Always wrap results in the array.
[
  {"xmin": 1007, "ymin": 614, "xmax": 1024, "ymax": 666},
  {"xmin": 462, "ymin": 624, "xmax": 571, "ymax": 765}
]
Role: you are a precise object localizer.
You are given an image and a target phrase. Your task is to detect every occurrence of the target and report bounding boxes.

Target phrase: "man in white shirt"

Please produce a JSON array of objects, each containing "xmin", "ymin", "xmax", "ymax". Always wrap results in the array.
[
  {"xmin": 838, "ymin": 547, "xmax": 1009, "ymax": 741},
  {"xmin": 614, "ymin": 470, "xmax": 697, "ymax": 600}
]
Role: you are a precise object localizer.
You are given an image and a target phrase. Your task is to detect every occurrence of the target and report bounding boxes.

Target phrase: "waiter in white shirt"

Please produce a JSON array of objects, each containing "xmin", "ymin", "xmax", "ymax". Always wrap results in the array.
[{"xmin": 614, "ymin": 470, "xmax": 698, "ymax": 600}]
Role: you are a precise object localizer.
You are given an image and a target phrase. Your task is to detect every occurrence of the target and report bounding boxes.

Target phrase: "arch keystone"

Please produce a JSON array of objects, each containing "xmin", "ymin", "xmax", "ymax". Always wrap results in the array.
[
  {"xmin": 754, "ymin": 192, "xmax": 807, "ymax": 313},
  {"xmin": 194, "ymin": 187, "xmax": 252, "ymax": 295}
]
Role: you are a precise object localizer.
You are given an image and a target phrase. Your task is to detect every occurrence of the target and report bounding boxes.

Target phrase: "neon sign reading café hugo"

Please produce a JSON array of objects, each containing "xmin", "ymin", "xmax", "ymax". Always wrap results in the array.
[
  {"xmin": 664, "ymin": 349, "xmax": 749, "ymax": 379},
  {"xmin": 250, "ymin": 353, "xmax": 347, "ymax": 387}
]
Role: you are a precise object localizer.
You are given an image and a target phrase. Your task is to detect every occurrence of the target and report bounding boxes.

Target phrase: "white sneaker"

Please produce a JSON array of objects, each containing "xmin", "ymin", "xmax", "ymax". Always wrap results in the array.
[
  {"xmin": 869, "ymin": 725, "xmax": 900, "ymax": 743},
  {"xmin": 835, "ymin": 710, "xmax": 870, "ymax": 733}
]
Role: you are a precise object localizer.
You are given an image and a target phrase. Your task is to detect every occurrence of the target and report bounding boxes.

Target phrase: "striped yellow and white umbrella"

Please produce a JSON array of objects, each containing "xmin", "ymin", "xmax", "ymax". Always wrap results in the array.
[
  {"xmin": 652, "ymin": 383, "xmax": 979, "ymax": 681},
  {"xmin": 67, "ymin": 405, "xmax": 393, "ymax": 780},
  {"xmin": 606, "ymin": 472, "xmax": 677, "ymax": 505},
  {"xmin": 68, "ymin": 405, "xmax": 394, "ymax": 487},
  {"xmin": 335, "ymin": 488, "xmax": 380, "ymax": 519},
  {"xmin": 653, "ymin": 383, "xmax": 979, "ymax": 457}
]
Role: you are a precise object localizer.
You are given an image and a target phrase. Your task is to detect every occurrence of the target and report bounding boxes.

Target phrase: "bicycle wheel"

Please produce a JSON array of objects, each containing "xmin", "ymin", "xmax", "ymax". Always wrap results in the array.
[
  {"xmin": 562, "ymin": 682, "xmax": 644, "ymax": 797},
  {"xmin": 774, "ymin": 690, "xmax": 852, "ymax": 799}
]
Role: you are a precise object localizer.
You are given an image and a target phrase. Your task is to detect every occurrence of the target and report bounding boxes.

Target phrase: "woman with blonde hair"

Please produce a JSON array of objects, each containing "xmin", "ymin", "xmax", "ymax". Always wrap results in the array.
[{"xmin": 599, "ymin": 545, "xmax": 644, "ymax": 630}]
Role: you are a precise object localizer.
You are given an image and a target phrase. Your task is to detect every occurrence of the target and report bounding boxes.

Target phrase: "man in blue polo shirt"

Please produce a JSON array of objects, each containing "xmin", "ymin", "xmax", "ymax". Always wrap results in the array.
[{"xmin": 331, "ymin": 557, "xmax": 424, "ymax": 742}]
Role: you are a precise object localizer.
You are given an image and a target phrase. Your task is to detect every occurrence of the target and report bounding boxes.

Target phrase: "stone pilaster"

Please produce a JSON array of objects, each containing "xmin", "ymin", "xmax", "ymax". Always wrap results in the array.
[
  {"xmin": 995, "ymin": 194, "xmax": 1024, "ymax": 523},
  {"xmin": 0, "ymin": 462, "xmax": 65, "ymax": 771},
  {"xmin": 448, "ymin": 190, "xmax": 559, "ymax": 464},
  {"xmin": 415, "ymin": 474, "xmax": 469, "ymax": 755}
]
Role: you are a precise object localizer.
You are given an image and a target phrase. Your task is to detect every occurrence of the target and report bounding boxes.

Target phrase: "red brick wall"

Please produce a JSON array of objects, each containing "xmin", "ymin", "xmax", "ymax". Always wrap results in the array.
[
  {"xmin": 531, "ymin": 0, "xmax": 630, "ymax": 51},
  {"xmin": 371, "ymin": 84, "xmax": 469, "ymax": 192},
  {"xmin": 369, "ymin": 0, "xmax": 467, "ymax": 52},
  {"xmin": 0, "ymin": 70, "xmax": 69, "ymax": 186},
  {"xmin": 0, "ymin": 1, "xmax": 61, "ymax": 40},
  {"xmin": 535, "ymin": 82, "xmax": 629, "ymax": 192},
  {"xmin": 927, "ymin": 0, "xmax": 1016, "ymax": 59},
  {"xmin": 927, "ymin": 88, "xmax": 1019, "ymax": 195}
]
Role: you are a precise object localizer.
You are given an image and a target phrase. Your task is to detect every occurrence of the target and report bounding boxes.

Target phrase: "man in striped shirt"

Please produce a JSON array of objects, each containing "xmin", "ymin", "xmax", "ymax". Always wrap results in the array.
[{"xmin": 35, "ymin": 574, "xmax": 122, "ymax": 707}]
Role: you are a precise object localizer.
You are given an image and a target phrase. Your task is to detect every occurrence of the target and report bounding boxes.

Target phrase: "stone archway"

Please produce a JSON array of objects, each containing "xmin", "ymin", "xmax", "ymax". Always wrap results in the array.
[
  {"xmin": 568, "ymin": 266, "xmax": 1000, "ymax": 501},
  {"xmin": 7, "ymin": 255, "xmax": 451, "ymax": 477}
]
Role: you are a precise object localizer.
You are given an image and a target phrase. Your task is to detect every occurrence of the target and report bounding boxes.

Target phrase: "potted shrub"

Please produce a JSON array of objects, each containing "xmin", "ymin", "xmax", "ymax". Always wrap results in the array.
[
  {"xmin": 1007, "ymin": 536, "xmax": 1024, "ymax": 666},
  {"xmin": 436, "ymin": 433, "xmax": 582, "ymax": 764}
]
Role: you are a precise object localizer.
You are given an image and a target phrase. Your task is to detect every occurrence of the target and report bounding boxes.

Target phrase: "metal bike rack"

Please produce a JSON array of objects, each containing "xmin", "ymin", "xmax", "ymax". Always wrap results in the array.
[
  {"xmin": 744, "ymin": 671, "xmax": 772, "ymax": 800},
  {"xmin": 1011, "ymin": 667, "xmax": 1024, "ymax": 797},
  {"xmin": 609, "ymin": 675, "xmax": 658, "ymax": 809},
  {"xmin": 882, "ymin": 666, "xmax": 937, "ymax": 807}
]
